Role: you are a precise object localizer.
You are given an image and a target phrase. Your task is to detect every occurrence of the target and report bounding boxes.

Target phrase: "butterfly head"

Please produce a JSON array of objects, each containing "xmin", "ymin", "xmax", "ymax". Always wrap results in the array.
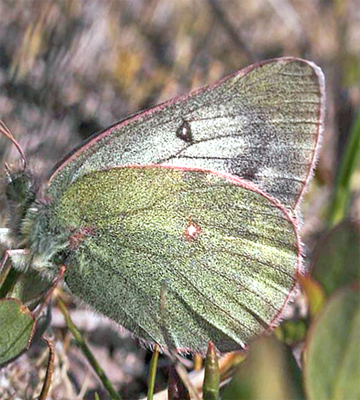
[{"xmin": 0, "ymin": 122, "xmax": 63, "ymax": 278}]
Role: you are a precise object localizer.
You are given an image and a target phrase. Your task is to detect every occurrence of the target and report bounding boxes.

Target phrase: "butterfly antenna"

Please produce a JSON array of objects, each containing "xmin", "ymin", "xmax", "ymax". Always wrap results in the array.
[{"xmin": 0, "ymin": 120, "xmax": 27, "ymax": 170}]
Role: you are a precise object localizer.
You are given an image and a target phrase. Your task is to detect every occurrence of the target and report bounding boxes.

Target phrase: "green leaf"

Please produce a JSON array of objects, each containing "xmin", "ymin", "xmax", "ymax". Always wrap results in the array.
[
  {"xmin": 223, "ymin": 335, "xmax": 304, "ymax": 400},
  {"xmin": 8, "ymin": 269, "xmax": 50, "ymax": 306},
  {"xmin": 203, "ymin": 341, "xmax": 220, "ymax": 400},
  {"xmin": 0, "ymin": 267, "xmax": 21, "ymax": 299},
  {"xmin": 312, "ymin": 220, "xmax": 360, "ymax": 296},
  {"xmin": 0, "ymin": 298, "xmax": 35, "ymax": 366},
  {"xmin": 298, "ymin": 274, "xmax": 326, "ymax": 317},
  {"xmin": 304, "ymin": 287, "xmax": 360, "ymax": 400},
  {"xmin": 327, "ymin": 107, "xmax": 360, "ymax": 228},
  {"xmin": 275, "ymin": 318, "xmax": 307, "ymax": 346}
]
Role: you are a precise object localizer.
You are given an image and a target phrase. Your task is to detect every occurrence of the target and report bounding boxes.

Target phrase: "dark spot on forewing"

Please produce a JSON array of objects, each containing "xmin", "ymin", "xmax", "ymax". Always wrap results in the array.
[{"xmin": 176, "ymin": 120, "xmax": 193, "ymax": 143}]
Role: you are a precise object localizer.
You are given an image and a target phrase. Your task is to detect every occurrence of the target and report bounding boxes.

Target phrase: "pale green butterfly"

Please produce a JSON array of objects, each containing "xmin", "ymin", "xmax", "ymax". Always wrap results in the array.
[{"xmin": 0, "ymin": 57, "xmax": 325, "ymax": 353}]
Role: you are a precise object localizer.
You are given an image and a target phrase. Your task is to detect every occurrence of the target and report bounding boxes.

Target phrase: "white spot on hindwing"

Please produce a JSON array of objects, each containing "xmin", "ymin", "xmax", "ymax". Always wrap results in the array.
[{"xmin": 185, "ymin": 221, "xmax": 202, "ymax": 241}]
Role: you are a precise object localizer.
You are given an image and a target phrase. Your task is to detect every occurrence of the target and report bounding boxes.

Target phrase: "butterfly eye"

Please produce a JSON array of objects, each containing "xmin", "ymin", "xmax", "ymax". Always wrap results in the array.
[{"xmin": 6, "ymin": 171, "xmax": 34, "ymax": 203}]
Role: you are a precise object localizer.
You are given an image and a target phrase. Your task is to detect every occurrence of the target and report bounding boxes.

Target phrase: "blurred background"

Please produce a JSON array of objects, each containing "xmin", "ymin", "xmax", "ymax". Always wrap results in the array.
[{"xmin": 0, "ymin": 0, "xmax": 359, "ymax": 399}]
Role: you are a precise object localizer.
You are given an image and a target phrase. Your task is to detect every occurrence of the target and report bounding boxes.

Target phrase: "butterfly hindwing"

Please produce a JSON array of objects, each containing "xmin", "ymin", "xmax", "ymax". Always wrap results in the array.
[{"xmin": 52, "ymin": 166, "xmax": 300, "ymax": 352}]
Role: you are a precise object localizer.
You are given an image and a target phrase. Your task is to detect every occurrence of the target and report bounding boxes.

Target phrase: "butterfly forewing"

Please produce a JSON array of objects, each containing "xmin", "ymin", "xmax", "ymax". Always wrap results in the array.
[{"xmin": 48, "ymin": 57, "xmax": 325, "ymax": 212}]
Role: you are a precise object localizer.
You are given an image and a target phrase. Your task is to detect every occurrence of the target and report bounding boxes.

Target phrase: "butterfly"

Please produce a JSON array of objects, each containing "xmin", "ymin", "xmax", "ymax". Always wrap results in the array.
[{"xmin": 0, "ymin": 57, "xmax": 325, "ymax": 354}]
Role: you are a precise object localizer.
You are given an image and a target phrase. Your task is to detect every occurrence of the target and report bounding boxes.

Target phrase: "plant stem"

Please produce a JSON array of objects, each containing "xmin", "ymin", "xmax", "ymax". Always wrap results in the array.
[{"xmin": 56, "ymin": 297, "xmax": 122, "ymax": 400}]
